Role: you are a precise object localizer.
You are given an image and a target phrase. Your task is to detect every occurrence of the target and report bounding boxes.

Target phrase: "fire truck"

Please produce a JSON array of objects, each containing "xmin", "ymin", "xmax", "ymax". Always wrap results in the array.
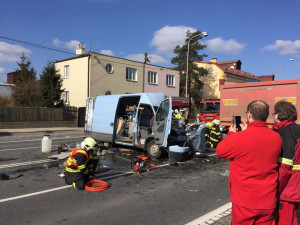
[{"xmin": 198, "ymin": 99, "xmax": 220, "ymax": 123}]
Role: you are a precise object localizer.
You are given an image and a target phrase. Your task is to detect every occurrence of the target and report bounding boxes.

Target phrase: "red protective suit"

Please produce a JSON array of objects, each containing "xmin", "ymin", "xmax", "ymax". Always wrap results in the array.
[
  {"xmin": 273, "ymin": 121, "xmax": 300, "ymax": 225},
  {"xmin": 217, "ymin": 121, "xmax": 282, "ymax": 211}
]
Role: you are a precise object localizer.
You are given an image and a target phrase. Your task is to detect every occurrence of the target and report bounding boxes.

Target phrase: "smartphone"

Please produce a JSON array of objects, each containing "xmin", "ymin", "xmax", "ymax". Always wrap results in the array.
[{"xmin": 233, "ymin": 115, "xmax": 242, "ymax": 131}]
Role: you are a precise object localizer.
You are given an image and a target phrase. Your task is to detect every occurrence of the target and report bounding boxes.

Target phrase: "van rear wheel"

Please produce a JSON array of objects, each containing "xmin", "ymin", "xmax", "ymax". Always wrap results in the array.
[{"xmin": 147, "ymin": 140, "xmax": 162, "ymax": 159}]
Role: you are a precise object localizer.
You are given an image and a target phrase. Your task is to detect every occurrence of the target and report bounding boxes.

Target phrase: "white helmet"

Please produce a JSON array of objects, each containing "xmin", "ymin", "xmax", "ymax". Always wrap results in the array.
[
  {"xmin": 212, "ymin": 119, "xmax": 220, "ymax": 125},
  {"xmin": 81, "ymin": 137, "xmax": 98, "ymax": 151},
  {"xmin": 174, "ymin": 109, "xmax": 179, "ymax": 114}
]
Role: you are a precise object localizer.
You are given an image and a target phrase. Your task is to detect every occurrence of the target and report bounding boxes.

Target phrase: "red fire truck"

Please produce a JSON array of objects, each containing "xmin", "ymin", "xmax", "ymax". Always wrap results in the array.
[{"xmin": 198, "ymin": 99, "xmax": 220, "ymax": 123}]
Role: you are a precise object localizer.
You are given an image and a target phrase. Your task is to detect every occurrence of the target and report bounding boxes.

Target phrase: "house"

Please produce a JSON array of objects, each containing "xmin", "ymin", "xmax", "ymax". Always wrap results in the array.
[
  {"xmin": 194, "ymin": 58, "xmax": 274, "ymax": 99},
  {"xmin": 55, "ymin": 46, "xmax": 180, "ymax": 107},
  {"xmin": 0, "ymin": 83, "xmax": 14, "ymax": 98}
]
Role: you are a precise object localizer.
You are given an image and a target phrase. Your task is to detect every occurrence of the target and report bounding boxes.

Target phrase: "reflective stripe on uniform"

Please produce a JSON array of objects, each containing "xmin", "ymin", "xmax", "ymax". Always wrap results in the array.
[
  {"xmin": 292, "ymin": 164, "xmax": 300, "ymax": 170},
  {"xmin": 66, "ymin": 167, "xmax": 81, "ymax": 173},
  {"xmin": 78, "ymin": 164, "xmax": 86, "ymax": 170},
  {"xmin": 211, "ymin": 131, "xmax": 220, "ymax": 136},
  {"xmin": 210, "ymin": 137, "xmax": 220, "ymax": 142},
  {"xmin": 278, "ymin": 157, "xmax": 293, "ymax": 166}
]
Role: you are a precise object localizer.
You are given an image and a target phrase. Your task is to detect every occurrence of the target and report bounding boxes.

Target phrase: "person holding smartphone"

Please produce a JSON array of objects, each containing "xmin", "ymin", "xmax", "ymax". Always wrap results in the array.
[{"xmin": 216, "ymin": 100, "xmax": 282, "ymax": 224}]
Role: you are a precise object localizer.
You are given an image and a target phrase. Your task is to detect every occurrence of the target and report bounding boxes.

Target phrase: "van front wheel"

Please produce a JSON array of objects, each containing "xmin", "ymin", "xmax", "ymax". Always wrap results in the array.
[{"xmin": 147, "ymin": 140, "xmax": 162, "ymax": 159}]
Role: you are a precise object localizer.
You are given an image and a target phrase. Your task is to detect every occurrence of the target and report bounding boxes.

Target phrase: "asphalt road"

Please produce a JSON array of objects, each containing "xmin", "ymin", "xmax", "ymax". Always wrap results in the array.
[{"xmin": 0, "ymin": 130, "xmax": 230, "ymax": 225}]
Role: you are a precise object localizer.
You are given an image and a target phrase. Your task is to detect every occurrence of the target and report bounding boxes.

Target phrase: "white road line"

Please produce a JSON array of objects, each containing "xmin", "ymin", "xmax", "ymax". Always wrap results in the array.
[
  {"xmin": 0, "ymin": 172, "xmax": 132, "ymax": 203},
  {"xmin": 0, "ymin": 136, "xmax": 85, "ymax": 144},
  {"xmin": 185, "ymin": 202, "xmax": 232, "ymax": 225},
  {"xmin": 0, "ymin": 145, "xmax": 60, "ymax": 152},
  {"xmin": 0, "ymin": 159, "xmax": 55, "ymax": 169}
]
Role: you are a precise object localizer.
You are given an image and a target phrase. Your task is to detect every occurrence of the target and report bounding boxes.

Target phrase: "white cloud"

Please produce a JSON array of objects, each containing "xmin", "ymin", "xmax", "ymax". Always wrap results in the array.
[
  {"xmin": 126, "ymin": 53, "xmax": 168, "ymax": 64},
  {"xmin": 262, "ymin": 40, "xmax": 300, "ymax": 55},
  {"xmin": 0, "ymin": 41, "xmax": 32, "ymax": 62},
  {"xmin": 205, "ymin": 37, "xmax": 246, "ymax": 54},
  {"xmin": 151, "ymin": 25, "xmax": 197, "ymax": 55},
  {"xmin": 100, "ymin": 49, "xmax": 115, "ymax": 56},
  {"xmin": 52, "ymin": 38, "xmax": 81, "ymax": 51}
]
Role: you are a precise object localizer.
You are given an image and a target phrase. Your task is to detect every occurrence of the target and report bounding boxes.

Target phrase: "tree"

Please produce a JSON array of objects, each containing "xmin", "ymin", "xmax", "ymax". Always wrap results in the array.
[
  {"xmin": 38, "ymin": 61, "xmax": 64, "ymax": 107},
  {"xmin": 12, "ymin": 54, "xmax": 39, "ymax": 107},
  {"xmin": 171, "ymin": 30, "xmax": 208, "ymax": 117}
]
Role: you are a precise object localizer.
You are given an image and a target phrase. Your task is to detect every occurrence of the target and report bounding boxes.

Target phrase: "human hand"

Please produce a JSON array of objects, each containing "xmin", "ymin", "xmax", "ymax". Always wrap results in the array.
[
  {"xmin": 240, "ymin": 121, "xmax": 248, "ymax": 131},
  {"xmin": 229, "ymin": 124, "xmax": 237, "ymax": 133}
]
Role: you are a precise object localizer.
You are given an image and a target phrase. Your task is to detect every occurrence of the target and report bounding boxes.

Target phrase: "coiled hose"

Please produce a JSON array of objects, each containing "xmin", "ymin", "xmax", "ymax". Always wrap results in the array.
[{"xmin": 85, "ymin": 179, "xmax": 109, "ymax": 192}]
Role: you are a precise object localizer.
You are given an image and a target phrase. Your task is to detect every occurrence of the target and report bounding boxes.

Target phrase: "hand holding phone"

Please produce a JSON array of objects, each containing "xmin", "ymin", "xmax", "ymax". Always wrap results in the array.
[{"xmin": 233, "ymin": 116, "xmax": 242, "ymax": 131}]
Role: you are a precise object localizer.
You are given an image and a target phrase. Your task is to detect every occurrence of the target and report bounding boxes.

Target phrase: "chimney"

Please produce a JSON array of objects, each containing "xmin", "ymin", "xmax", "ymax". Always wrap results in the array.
[
  {"xmin": 210, "ymin": 58, "xmax": 217, "ymax": 63},
  {"xmin": 76, "ymin": 42, "xmax": 85, "ymax": 55}
]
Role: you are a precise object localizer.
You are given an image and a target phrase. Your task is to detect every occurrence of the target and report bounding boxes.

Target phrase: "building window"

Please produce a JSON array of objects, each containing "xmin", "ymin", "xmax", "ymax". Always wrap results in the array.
[
  {"xmin": 64, "ymin": 65, "xmax": 69, "ymax": 79},
  {"xmin": 126, "ymin": 67, "xmax": 137, "ymax": 81},
  {"xmin": 106, "ymin": 64, "xmax": 113, "ymax": 74},
  {"xmin": 62, "ymin": 91, "xmax": 69, "ymax": 105},
  {"xmin": 166, "ymin": 74, "xmax": 175, "ymax": 86},
  {"xmin": 148, "ymin": 71, "xmax": 157, "ymax": 84}
]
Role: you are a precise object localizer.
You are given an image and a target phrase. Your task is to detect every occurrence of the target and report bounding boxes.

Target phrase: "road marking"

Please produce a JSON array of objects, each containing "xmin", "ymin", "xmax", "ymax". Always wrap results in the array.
[
  {"xmin": 185, "ymin": 202, "xmax": 232, "ymax": 225},
  {"xmin": 0, "ymin": 145, "xmax": 60, "ymax": 152},
  {"xmin": 0, "ymin": 172, "xmax": 132, "ymax": 203},
  {"xmin": 0, "ymin": 159, "xmax": 55, "ymax": 169},
  {"xmin": 0, "ymin": 136, "xmax": 85, "ymax": 144}
]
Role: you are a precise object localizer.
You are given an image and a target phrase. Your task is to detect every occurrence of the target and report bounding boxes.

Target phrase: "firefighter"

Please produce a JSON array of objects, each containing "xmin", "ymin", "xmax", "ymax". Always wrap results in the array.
[
  {"xmin": 205, "ymin": 122, "xmax": 213, "ymax": 148},
  {"xmin": 65, "ymin": 137, "xmax": 99, "ymax": 190},
  {"xmin": 209, "ymin": 119, "xmax": 222, "ymax": 148}
]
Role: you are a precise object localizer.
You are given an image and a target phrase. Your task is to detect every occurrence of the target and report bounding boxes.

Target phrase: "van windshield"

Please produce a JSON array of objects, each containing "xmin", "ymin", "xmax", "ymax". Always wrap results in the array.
[{"xmin": 200, "ymin": 102, "xmax": 220, "ymax": 113}]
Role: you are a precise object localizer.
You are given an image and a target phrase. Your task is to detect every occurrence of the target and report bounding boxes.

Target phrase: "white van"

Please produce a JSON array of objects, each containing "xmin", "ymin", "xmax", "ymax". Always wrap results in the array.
[{"xmin": 84, "ymin": 93, "xmax": 188, "ymax": 159}]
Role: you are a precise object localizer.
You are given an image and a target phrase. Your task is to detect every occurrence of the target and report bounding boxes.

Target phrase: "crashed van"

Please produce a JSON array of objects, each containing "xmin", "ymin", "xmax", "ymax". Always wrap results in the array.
[{"xmin": 84, "ymin": 93, "xmax": 188, "ymax": 159}]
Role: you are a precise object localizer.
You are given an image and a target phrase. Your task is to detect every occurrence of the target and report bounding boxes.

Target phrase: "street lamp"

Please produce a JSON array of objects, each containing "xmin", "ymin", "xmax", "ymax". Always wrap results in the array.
[{"xmin": 186, "ymin": 32, "xmax": 208, "ymax": 97}]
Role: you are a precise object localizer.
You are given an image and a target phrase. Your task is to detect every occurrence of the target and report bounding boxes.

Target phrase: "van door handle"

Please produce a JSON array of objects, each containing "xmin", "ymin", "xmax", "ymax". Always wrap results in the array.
[{"xmin": 110, "ymin": 122, "xmax": 114, "ymax": 126}]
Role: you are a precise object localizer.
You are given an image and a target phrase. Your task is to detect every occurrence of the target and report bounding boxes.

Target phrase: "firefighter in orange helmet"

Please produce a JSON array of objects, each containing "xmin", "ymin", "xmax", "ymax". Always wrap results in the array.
[{"xmin": 65, "ymin": 137, "xmax": 99, "ymax": 190}]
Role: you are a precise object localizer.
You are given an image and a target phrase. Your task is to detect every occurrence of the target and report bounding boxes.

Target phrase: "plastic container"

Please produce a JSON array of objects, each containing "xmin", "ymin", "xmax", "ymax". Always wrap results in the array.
[
  {"xmin": 168, "ymin": 145, "xmax": 190, "ymax": 162},
  {"xmin": 42, "ymin": 135, "xmax": 52, "ymax": 153}
]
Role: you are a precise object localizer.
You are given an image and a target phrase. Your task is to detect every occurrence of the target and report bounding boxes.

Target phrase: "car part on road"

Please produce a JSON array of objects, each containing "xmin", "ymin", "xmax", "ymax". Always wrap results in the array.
[
  {"xmin": 0, "ymin": 172, "xmax": 23, "ymax": 180},
  {"xmin": 168, "ymin": 145, "xmax": 192, "ymax": 162},
  {"xmin": 85, "ymin": 179, "xmax": 109, "ymax": 192}
]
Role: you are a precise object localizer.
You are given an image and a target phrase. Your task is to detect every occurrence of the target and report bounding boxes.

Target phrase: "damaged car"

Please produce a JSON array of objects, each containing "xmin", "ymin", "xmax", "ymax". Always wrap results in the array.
[{"xmin": 84, "ymin": 93, "xmax": 189, "ymax": 159}]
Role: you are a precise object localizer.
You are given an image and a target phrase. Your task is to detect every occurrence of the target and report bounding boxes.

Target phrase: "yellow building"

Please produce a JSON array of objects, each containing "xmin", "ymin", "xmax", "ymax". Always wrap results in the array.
[
  {"xmin": 194, "ymin": 58, "xmax": 273, "ymax": 99},
  {"xmin": 55, "ymin": 45, "xmax": 180, "ymax": 108}
]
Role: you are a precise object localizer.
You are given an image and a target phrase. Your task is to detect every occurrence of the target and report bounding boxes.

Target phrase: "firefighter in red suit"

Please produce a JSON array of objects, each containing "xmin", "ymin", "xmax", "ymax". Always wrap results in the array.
[
  {"xmin": 217, "ymin": 100, "xmax": 282, "ymax": 225},
  {"xmin": 272, "ymin": 101, "xmax": 300, "ymax": 225}
]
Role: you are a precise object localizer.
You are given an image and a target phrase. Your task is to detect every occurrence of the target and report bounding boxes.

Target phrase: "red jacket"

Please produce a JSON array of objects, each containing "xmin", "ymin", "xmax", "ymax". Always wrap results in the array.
[
  {"xmin": 217, "ymin": 121, "xmax": 282, "ymax": 209},
  {"xmin": 273, "ymin": 121, "xmax": 300, "ymax": 202}
]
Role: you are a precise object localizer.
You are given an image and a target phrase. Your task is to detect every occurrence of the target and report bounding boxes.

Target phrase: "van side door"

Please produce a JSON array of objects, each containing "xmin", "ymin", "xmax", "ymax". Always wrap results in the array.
[{"xmin": 152, "ymin": 97, "xmax": 172, "ymax": 147}]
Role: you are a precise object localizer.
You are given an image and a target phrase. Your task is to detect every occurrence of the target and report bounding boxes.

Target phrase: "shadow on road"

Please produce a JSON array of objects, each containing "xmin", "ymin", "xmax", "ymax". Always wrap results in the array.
[{"xmin": 0, "ymin": 132, "xmax": 12, "ymax": 137}]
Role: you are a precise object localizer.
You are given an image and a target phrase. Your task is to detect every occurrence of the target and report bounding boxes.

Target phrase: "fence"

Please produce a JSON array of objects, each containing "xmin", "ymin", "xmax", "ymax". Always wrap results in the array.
[{"xmin": 0, "ymin": 106, "xmax": 78, "ymax": 122}]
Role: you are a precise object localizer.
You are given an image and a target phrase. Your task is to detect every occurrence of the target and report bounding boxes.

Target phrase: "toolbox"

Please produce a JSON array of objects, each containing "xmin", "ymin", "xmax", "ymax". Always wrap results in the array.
[{"xmin": 168, "ymin": 145, "xmax": 191, "ymax": 162}]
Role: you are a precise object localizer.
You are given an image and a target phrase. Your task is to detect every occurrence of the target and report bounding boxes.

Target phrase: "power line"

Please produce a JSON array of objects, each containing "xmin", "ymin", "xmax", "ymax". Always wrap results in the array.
[{"xmin": 0, "ymin": 35, "xmax": 75, "ymax": 55}]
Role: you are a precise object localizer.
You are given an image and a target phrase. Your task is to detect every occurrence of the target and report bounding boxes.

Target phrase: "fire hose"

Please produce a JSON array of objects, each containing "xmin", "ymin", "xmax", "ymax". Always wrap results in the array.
[{"xmin": 85, "ymin": 179, "xmax": 109, "ymax": 192}]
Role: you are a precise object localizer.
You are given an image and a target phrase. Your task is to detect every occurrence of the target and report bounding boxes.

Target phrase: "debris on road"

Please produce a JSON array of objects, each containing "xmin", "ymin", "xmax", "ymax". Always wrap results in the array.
[
  {"xmin": 48, "ymin": 152, "xmax": 70, "ymax": 160},
  {"xmin": 0, "ymin": 172, "xmax": 23, "ymax": 180}
]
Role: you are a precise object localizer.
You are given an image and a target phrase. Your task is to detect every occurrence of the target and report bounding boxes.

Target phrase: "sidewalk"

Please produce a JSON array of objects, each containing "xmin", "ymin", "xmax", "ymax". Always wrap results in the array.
[{"xmin": 0, "ymin": 127, "xmax": 84, "ymax": 133}]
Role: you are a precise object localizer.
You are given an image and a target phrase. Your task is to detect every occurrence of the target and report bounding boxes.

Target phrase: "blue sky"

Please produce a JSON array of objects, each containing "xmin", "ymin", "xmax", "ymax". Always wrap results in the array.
[{"xmin": 0, "ymin": 0, "xmax": 299, "ymax": 83}]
